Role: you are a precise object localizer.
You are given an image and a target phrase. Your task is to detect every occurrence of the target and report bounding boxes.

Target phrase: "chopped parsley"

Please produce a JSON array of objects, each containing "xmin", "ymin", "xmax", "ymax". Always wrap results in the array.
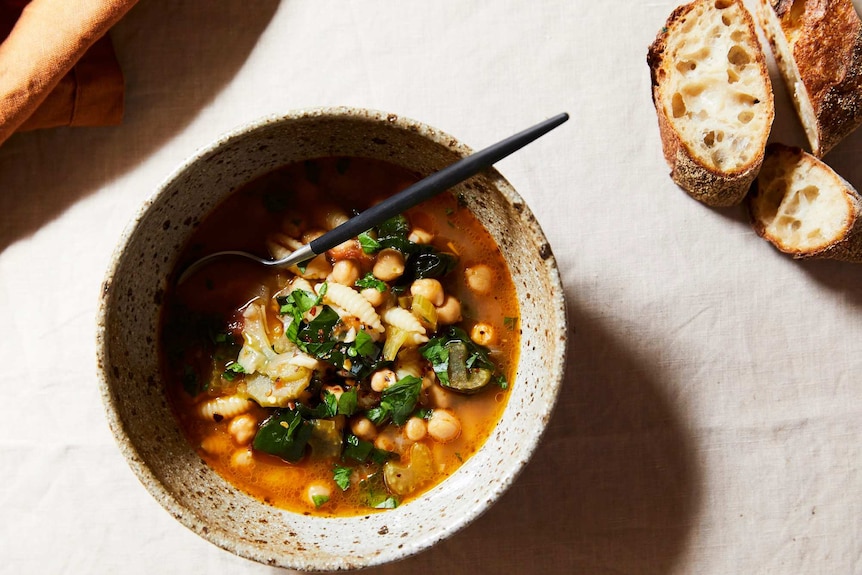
[
  {"xmin": 354, "ymin": 272, "xmax": 387, "ymax": 292},
  {"xmin": 333, "ymin": 466, "xmax": 352, "ymax": 491},
  {"xmin": 312, "ymin": 494, "xmax": 329, "ymax": 508},
  {"xmin": 221, "ymin": 362, "xmax": 245, "ymax": 381},
  {"xmin": 358, "ymin": 231, "xmax": 380, "ymax": 253}
]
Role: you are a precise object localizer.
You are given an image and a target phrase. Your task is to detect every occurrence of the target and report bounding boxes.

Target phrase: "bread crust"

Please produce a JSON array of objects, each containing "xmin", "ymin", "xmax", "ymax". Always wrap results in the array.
[
  {"xmin": 648, "ymin": 0, "xmax": 774, "ymax": 207},
  {"xmin": 760, "ymin": 0, "xmax": 862, "ymax": 156},
  {"xmin": 749, "ymin": 143, "xmax": 862, "ymax": 262}
]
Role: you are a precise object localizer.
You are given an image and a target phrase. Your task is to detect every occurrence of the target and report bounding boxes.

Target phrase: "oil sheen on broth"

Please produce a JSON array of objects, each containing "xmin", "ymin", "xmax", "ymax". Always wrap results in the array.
[{"xmin": 161, "ymin": 157, "xmax": 520, "ymax": 517}]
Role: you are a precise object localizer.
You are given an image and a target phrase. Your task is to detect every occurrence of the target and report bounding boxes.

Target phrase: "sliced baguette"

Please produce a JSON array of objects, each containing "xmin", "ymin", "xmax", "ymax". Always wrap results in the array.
[
  {"xmin": 757, "ymin": 0, "xmax": 862, "ymax": 157},
  {"xmin": 648, "ymin": 0, "xmax": 775, "ymax": 206},
  {"xmin": 749, "ymin": 143, "xmax": 862, "ymax": 261}
]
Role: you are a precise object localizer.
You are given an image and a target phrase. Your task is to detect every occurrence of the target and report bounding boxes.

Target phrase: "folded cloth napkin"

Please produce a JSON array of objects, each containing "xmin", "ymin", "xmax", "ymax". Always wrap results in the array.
[{"xmin": 0, "ymin": 0, "xmax": 138, "ymax": 145}]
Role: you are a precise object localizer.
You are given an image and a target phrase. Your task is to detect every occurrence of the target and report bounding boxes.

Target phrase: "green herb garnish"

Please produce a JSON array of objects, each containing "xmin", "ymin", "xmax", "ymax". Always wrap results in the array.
[
  {"xmin": 221, "ymin": 362, "xmax": 245, "ymax": 381},
  {"xmin": 355, "ymin": 272, "xmax": 387, "ymax": 292},
  {"xmin": 358, "ymin": 231, "xmax": 380, "ymax": 253},
  {"xmin": 333, "ymin": 465, "xmax": 352, "ymax": 491}
]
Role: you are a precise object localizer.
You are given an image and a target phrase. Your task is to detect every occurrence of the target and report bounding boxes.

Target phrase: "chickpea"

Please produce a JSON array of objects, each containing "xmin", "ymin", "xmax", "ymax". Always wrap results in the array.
[
  {"xmin": 317, "ymin": 206, "xmax": 349, "ymax": 230},
  {"xmin": 470, "ymin": 322, "xmax": 496, "ymax": 346},
  {"xmin": 329, "ymin": 259, "xmax": 360, "ymax": 286},
  {"xmin": 404, "ymin": 417, "xmax": 427, "ymax": 442},
  {"xmin": 374, "ymin": 428, "xmax": 397, "ymax": 452},
  {"xmin": 465, "ymin": 264, "xmax": 494, "ymax": 295},
  {"xmin": 427, "ymin": 382, "xmax": 455, "ymax": 409},
  {"xmin": 228, "ymin": 414, "xmax": 257, "ymax": 446},
  {"xmin": 373, "ymin": 249, "xmax": 405, "ymax": 281},
  {"xmin": 435, "ymin": 295, "xmax": 462, "ymax": 325},
  {"xmin": 410, "ymin": 278, "xmax": 444, "ymax": 306},
  {"xmin": 427, "ymin": 409, "xmax": 461, "ymax": 443},
  {"xmin": 408, "ymin": 227, "xmax": 433, "ymax": 244},
  {"xmin": 370, "ymin": 368, "xmax": 397, "ymax": 392},
  {"xmin": 299, "ymin": 253, "xmax": 332, "ymax": 279},
  {"xmin": 307, "ymin": 483, "xmax": 331, "ymax": 507},
  {"xmin": 360, "ymin": 287, "xmax": 386, "ymax": 307},
  {"xmin": 351, "ymin": 416, "xmax": 377, "ymax": 441}
]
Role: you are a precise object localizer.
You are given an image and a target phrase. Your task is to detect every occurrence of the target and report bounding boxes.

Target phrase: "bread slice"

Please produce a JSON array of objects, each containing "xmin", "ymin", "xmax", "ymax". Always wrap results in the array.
[
  {"xmin": 749, "ymin": 143, "xmax": 862, "ymax": 261},
  {"xmin": 648, "ymin": 0, "xmax": 775, "ymax": 207},
  {"xmin": 757, "ymin": 0, "xmax": 862, "ymax": 157}
]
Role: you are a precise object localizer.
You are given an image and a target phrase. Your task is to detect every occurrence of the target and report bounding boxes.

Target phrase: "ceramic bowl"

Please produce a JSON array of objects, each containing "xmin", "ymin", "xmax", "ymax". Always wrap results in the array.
[{"xmin": 96, "ymin": 107, "xmax": 567, "ymax": 570}]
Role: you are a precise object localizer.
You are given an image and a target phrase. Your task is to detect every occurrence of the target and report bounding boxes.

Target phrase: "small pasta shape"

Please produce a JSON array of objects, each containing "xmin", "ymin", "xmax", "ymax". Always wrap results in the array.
[
  {"xmin": 290, "ymin": 277, "xmax": 315, "ymax": 294},
  {"xmin": 321, "ymin": 282, "xmax": 383, "ymax": 332},
  {"xmin": 288, "ymin": 351, "xmax": 321, "ymax": 370},
  {"xmin": 267, "ymin": 232, "xmax": 303, "ymax": 259},
  {"xmin": 197, "ymin": 394, "xmax": 254, "ymax": 422},
  {"xmin": 381, "ymin": 306, "xmax": 426, "ymax": 335}
]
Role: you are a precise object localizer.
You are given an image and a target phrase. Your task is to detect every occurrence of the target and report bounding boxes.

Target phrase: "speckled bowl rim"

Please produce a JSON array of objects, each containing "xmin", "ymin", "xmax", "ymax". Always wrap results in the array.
[{"xmin": 96, "ymin": 106, "xmax": 568, "ymax": 570}]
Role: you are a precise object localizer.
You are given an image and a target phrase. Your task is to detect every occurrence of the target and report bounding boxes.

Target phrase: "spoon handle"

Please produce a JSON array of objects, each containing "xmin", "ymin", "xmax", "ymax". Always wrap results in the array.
[{"xmin": 308, "ymin": 112, "xmax": 569, "ymax": 256}]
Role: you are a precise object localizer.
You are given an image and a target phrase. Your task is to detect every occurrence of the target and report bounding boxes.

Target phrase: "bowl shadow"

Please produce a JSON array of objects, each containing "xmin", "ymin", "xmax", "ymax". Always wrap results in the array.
[
  {"xmin": 348, "ymin": 294, "xmax": 701, "ymax": 575},
  {"xmin": 0, "ymin": 0, "xmax": 280, "ymax": 251}
]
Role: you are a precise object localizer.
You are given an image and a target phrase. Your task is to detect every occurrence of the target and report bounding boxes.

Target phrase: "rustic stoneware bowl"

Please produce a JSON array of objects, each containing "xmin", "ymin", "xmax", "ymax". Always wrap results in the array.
[{"xmin": 96, "ymin": 107, "xmax": 567, "ymax": 570}]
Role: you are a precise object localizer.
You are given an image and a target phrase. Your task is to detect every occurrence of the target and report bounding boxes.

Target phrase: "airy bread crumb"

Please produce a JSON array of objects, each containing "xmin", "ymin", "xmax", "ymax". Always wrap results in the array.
[
  {"xmin": 749, "ymin": 143, "xmax": 862, "ymax": 261},
  {"xmin": 648, "ymin": 0, "xmax": 774, "ymax": 206}
]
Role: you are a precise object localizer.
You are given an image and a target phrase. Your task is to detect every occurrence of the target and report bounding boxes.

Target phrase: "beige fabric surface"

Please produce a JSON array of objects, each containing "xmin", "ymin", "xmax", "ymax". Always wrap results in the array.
[{"xmin": 0, "ymin": 1, "xmax": 861, "ymax": 574}]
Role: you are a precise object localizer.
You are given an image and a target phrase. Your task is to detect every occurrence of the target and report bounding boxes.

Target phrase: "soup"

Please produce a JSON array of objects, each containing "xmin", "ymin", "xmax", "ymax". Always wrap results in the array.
[{"xmin": 161, "ymin": 156, "xmax": 520, "ymax": 516}]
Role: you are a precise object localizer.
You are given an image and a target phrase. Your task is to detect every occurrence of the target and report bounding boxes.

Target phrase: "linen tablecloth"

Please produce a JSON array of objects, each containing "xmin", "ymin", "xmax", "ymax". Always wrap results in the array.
[{"xmin": 1, "ymin": 1, "xmax": 861, "ymax": 573}]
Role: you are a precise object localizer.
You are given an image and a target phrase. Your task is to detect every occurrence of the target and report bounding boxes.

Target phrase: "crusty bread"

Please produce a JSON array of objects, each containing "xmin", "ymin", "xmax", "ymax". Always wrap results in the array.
[
  {"xmin": 648, "ymin": 0, "xmax": 775, "ymax": 207},
  {"xmin": 757, "ymin": 0, "xmax": 862, "ymax": 157},
  {"xmin": 749, "ymin": 143, "xmax": 862, "ymax": 261}
]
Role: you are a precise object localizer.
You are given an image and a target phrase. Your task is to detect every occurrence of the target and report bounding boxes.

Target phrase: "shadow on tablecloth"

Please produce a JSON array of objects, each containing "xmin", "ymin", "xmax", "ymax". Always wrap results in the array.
[
  {"xmin": 0, "ymin": 0, "xmax": 279, "ymax": 251},
  {"xmin": 350, "ymin": 296, "xmax": 702, "ymax": 575}
]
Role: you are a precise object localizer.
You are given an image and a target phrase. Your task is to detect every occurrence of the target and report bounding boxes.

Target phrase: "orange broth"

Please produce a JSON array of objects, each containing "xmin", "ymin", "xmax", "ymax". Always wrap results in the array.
[{"xmin": 161, "ymin": 157, "xmax": 520, "ymax": 516}]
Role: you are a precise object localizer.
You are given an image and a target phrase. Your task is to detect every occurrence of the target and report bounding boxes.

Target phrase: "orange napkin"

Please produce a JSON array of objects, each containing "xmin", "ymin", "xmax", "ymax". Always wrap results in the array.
[{"xmin": 0, "ymin": 0, "xmax": 138, "ymax": 145}]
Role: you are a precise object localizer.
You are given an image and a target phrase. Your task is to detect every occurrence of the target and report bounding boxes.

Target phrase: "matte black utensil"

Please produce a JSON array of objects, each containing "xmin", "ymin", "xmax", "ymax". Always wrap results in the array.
[{"xmin": 178, "ymin": 112, "xmax": 568, "ymax": 283}]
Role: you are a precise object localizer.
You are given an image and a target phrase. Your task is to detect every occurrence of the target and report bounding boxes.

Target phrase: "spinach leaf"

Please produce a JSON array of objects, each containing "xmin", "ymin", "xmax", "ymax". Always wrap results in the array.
[
  {"xmin": 377, "ymin": 214, "xmax": 411, "ymax": 239},
  {"xmin": 368, "ymin": 375, "xmax": 422, "ymax": 426},
  {"xmin": 253, "ymin": 410, "xmax": 313, "ymax": 463},
  {"xmin": 410, "ymin": 251, "xmax": 458, "ymax": 279},
  {"xmin": 343, "ymin": 433, "xmax": 374, "ymax": 462}
]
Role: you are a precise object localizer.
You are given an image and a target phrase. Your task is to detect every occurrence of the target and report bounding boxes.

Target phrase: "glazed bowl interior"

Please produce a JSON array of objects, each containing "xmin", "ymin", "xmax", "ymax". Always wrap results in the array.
[{"xmin": 97, "ymin": 107, "xmax": 567, "ymax": 570}]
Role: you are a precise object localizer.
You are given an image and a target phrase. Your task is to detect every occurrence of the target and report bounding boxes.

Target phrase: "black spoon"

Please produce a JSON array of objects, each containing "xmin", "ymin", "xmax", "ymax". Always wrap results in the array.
[{"xmin": 178, "ymin": 112, "xmax": 568, "ymax": 283}]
